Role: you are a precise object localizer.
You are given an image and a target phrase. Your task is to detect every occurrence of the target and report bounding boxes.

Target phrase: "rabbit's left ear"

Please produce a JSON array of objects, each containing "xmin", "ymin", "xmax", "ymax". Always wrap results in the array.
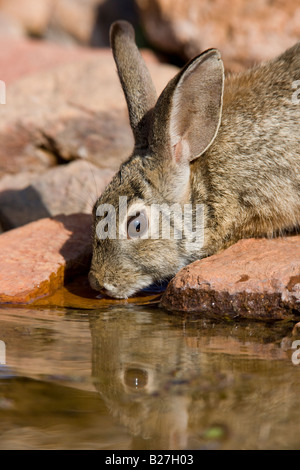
[
  {"xmin": 110, "ymin": 20, "xmax": 157, "ymax": 153},
  {"xmin": 150, "ymin": 49, "xmax": 224, "ymax": 164}
]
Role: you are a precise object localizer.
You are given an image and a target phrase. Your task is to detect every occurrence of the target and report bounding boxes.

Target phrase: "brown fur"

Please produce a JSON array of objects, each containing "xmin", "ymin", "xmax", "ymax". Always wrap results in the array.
[{"xmin": 89, "ymin": 20, "xmax": 300, "ymax": 299}]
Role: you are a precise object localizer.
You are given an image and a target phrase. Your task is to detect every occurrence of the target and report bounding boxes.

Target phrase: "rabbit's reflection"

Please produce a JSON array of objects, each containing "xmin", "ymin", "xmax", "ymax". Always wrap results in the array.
[
  {"xmin": 89, "ymin": 308, "xmax": 298, "ymax": 450},
  {"xmin": 90, "ymin": 309, "xmax": 199, "ymax": 448}
]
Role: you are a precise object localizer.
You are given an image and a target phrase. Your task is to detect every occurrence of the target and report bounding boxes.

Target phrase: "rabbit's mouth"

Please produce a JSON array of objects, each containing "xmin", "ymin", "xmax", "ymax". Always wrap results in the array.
[
  {"xmin": 99, "ymin": 282, "xmax": 153, "ymax": 300},
  {"xmin": 88, "ymin": 270, "xmax": 154, "ymax": 299}
]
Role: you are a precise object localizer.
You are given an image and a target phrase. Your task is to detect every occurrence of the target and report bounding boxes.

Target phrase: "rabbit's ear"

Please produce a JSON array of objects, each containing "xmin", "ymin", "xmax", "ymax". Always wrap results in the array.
[
  {"xmin": 110, "ymin": 21, "xmax": 157, "ymax": 152},
  {"xmin": 151, "ymin": 49, "xmax": 224, "ymax": 164}
]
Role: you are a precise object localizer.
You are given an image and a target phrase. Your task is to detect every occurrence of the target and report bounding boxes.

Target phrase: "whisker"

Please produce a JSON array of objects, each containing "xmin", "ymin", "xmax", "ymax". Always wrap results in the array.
[{"xmin": 87, "ymin": 161, "xmax": 101, "ymax": 202}]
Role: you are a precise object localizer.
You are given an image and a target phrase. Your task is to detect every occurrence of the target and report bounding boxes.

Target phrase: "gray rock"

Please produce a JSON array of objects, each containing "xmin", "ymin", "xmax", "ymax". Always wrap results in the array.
[{"xmin": 0, "ymin": 160, "xmax": 114, "ymax": 230}]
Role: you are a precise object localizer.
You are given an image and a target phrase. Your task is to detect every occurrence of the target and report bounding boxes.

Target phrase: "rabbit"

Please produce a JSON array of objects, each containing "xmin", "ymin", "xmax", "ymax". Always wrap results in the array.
[{"xmin": 89, "ymin": 20, "xmax": 300, "ymax": 299}]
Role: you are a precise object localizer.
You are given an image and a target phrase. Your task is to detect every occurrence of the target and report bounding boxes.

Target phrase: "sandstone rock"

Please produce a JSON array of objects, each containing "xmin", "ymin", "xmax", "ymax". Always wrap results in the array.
[
  {"xmin": 0, "ymin": 49, "xmax": 177, "ymax": 178},
  {"xmin": 0, "ymin": 213, "xmax": 92, "ymax": 304},
  {"xmin": 0, "ymin": 160, "xmax": 114, "ymax": 230},
  {"xmin": 161, "ymin": 236, "xmax": 300, "ymax": 320},
  {"xmin": 137, "ymin": 0, "xmax": 300, "ymax": 71}
]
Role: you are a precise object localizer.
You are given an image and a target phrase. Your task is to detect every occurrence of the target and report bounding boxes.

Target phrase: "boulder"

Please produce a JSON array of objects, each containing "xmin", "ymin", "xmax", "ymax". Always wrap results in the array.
[
  {"xmin": 0, "ymin": 213, "xmax": 92, "ymax": 304},
  {"xmin": 137, "ymin": 0, "xmax": 300, "ymax": 71},
  {"xmin": 0, "ymin": 160, "xmax": 114, "ymax": 230},
  {"xmin": 161, "ymin": 236, "xmax": 300, "ymax": 320}
]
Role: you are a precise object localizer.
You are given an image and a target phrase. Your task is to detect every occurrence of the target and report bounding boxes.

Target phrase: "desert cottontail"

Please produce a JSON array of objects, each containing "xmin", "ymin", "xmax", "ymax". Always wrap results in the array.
[{"xmin": 89, "ymin": 20, "xmax": 300, "ymax": 298}]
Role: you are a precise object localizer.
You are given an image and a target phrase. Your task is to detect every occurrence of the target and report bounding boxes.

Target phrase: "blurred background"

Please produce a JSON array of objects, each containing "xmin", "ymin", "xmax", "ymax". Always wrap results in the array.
[{"xmin": 0, "ymin": 0, "xmax": 300, "ymax": 70}]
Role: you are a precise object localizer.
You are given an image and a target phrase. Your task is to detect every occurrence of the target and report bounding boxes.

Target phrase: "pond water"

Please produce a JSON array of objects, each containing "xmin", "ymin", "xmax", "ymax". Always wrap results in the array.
[{"xmin": 0, "ymin": 295, "xmax": 300, "ymax": 450}]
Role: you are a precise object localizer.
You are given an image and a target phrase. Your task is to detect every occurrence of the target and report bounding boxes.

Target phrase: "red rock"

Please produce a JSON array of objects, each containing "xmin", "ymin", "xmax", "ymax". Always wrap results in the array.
[
  {"xmin": 161, "ymin": 236, "xmax": 300, "ymax": 320},
  {"xmin": 0, "ymin": 213, "xmax": 92, "ymax": 304},
  {"xmin": 137, "ymin": 0, "xmax": 300, "ymax": 71},
  {"xmin": 0, "ymin": 48, "xmax": 177, "ymax": 177}
]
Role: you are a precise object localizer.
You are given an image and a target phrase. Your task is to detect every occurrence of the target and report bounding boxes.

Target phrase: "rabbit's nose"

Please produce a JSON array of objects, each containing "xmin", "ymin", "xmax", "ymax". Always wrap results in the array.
[{"xmin": 89, "ymin": 271, "xmax": 114, "ymax": 297}]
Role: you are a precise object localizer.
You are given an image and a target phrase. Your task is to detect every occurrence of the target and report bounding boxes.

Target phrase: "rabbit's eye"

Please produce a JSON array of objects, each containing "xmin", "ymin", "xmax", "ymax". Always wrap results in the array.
[
  {"xmin": 123, "ymin": 367, "xmax": 148, "ymax": 391},
  {"xmin": 127, "ymin": 211, "xmax": 148, "ymax": 239}
]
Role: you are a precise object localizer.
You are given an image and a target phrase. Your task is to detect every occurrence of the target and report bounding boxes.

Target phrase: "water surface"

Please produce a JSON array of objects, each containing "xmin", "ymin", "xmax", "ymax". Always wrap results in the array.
[{"xmin": 0, "ymin": 304, "xmax": 299, "ymax": 449}]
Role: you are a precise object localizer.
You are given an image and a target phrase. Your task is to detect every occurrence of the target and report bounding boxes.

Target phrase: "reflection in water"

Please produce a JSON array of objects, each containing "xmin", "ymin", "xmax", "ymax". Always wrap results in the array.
[
  {"xmin": 0, "ymin": 306, "xmax": 299, "ymax": 449},
  {"xmin": 89, "ymin": 307, "xmax": 300, "ymax": 450}
]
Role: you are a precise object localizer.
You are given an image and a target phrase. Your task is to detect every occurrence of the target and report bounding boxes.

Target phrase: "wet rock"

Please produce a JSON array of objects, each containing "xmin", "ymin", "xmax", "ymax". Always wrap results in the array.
[
  {"xmin": 0, "ymin": 160, "xmax": 114, "ymax": 230},
  {"xmin": 161, "ymin": 236, "xmax": 300, "ymax": 320},
  {"xmin": 0, "ymin": 213, "xmax": 92, "ymax": 304},
  {"xmin": 0, "ymin": 49, "xmax": 177, "ymax": 177},
  {"xmin": 33, "ymin": 275, "xmax": 161, "ymax": 309},
  {"xmin": 137, "ymin": 0, "xmax": 300, "ymax": 71}
]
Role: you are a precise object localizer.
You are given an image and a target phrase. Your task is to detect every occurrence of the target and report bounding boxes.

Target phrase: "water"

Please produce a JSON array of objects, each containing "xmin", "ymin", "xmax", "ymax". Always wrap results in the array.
[{"xmin": 0, "ymin": 303, "xmax": 300, "ymax": 450}]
